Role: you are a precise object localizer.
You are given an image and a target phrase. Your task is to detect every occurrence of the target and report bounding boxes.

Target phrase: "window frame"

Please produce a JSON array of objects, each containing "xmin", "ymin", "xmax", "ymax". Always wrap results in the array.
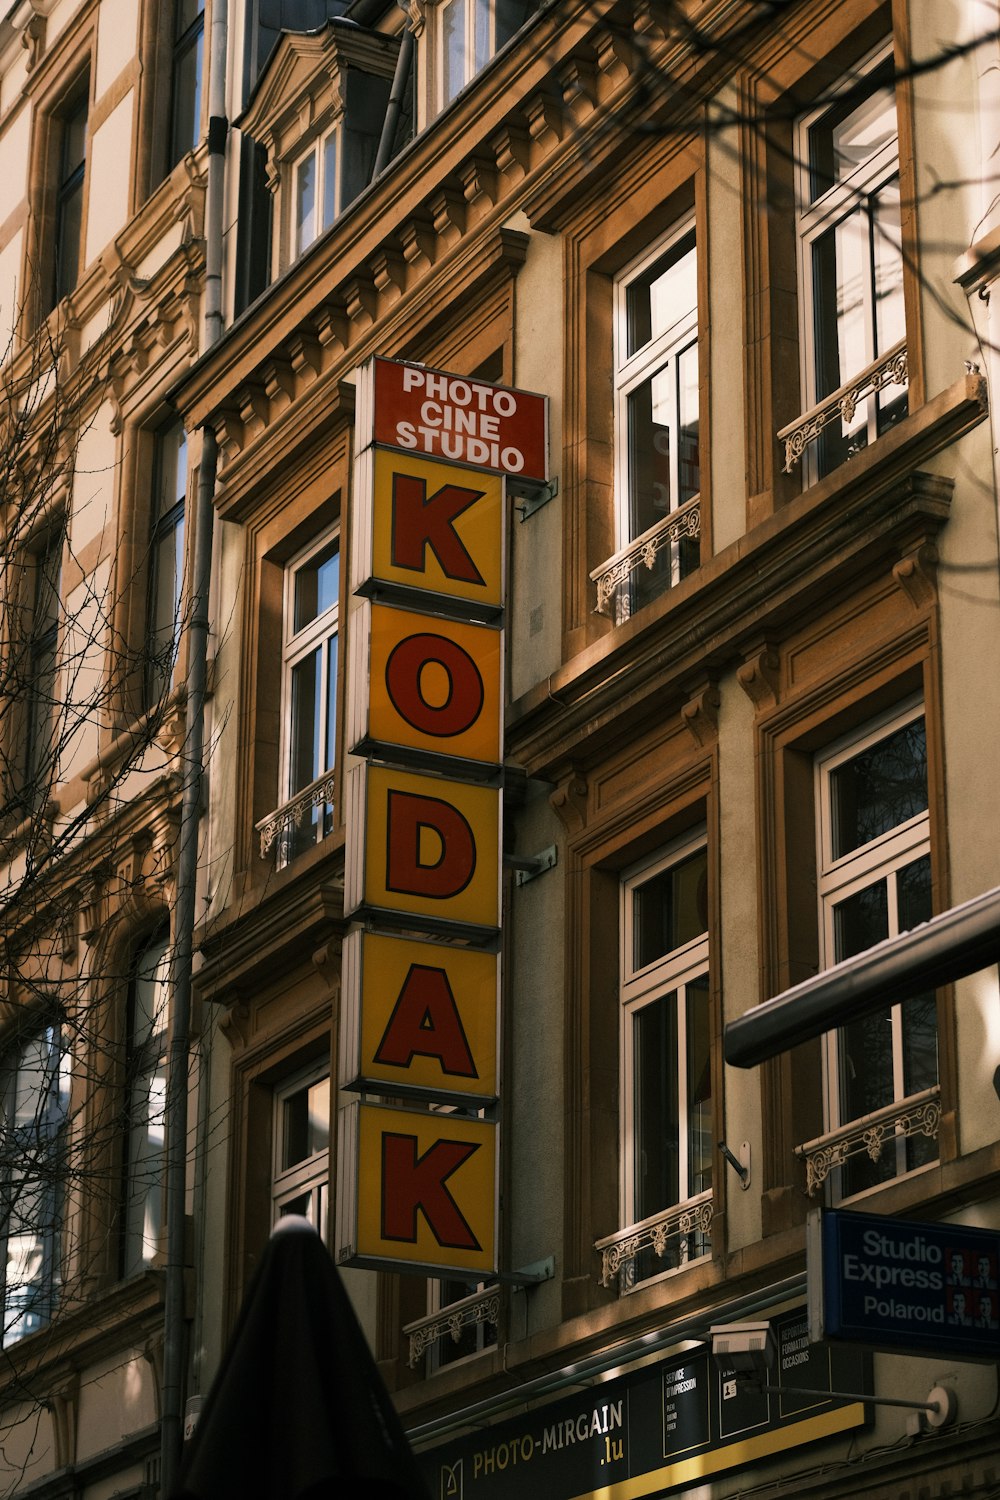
[
  {"xmin": 120, "ymin": 931, "xmax": 171, "ymax": 1279},
  {"xmin": 815, "ymin": 697, "xmax": 937, "ymax": 1194},
  {"xmin": 0, "ymin": 1023, "xmax": 70, "ymax": 1348},
  {"xmin": 433, "ymin": 0, "xmax": 534, "ymax": 113},
  {"xmin": 20, "ymin": 531, "xmax": 63, "ymax": 806},
  {"xmin": 292, "ymin": 126, "xmax": 342, "ymax": 260},
  {"xmin": 794, "ymin": 43, "xmax": 906, "ymax": 483},
  {"xmin": 271, "ymin": 1061, "xmax": 331, "ymax": 1240},
  {"xmin": 277, "ymin": 526, "xmax": 341, "ymax": 861},
  {"xmin": 144, "ymin": 422, "xmax": 188, "ymax": 712},
  {"xmin": 611, "ymin": 216, "xmax": 700, "ymax": 614},
  {"xmin": 618, "ymin": 828, "xmax": 711, "ymax": 1285},
  {"xmin": 169, "ymin": 0, "xmax": 206, "ymax": 169},
  {"xmin": 52, "ymin": 90, "xmax": 88, "ymax": 309}
]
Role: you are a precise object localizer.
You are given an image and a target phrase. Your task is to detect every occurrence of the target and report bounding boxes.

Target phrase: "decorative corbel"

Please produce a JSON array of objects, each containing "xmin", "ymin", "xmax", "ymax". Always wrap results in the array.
[
  {"xmin": 736, "ymin": 644, "xmax": 781, "ymax": 711},
  {"xmin": 681, "ymin": 684, "xmax": 720, "ymax": 747},
  {"xmin": 893, "ymin": 541, "xmax": 938, "ymax": 612},
  {"xmin": 549, "ymin": 768, "xmax": 588, "ymax": 834},
  {"xmin": 45, "ymin": 1376, "xmax": 78, "ymax": 1470}
]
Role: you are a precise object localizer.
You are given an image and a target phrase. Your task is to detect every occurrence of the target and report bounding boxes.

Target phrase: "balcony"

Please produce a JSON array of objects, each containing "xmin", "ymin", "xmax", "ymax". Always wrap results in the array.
[
  {"xmin": 777, "ymin": 340, "xmax": 908, "ymax": 475},
  {"xmin": 591, "ymin": 497, "xmax": 701, "ymax": 624},
  {"xmin": 795, "ymin": 1084, "xmax": 940, "ymax": 1196},
  {"xmin": 402, "ymin": 1284, "xmax": 500, "ymax": 1368},
  {"xmin": 595, "ymin": 1190, "xmax": 713, "ymax": 1293},
  {"xmin": 255, "ymin": 771, "xmax": 336, "ymax": 868}
]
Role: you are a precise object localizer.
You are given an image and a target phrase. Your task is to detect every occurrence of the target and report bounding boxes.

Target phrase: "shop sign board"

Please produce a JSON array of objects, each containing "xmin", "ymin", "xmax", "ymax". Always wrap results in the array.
[
  {"xmin": 417, "ymin": 1310, "xmax": 871, "ymax": 1500},
  {"xmin": 371, "ymin": 356, "xmax": 548, "ymax": 483},
  {"xmin": 338, "ymin": 1099, "xmax": 497, "ymax": 1278},
  {"xmin": 340, "ymin": 929, "xmax": 498, "ymax": 1103},
  {"xmin": 340, "ymin": 358, "xmax": 545, "ymax": 1278},
  {"xmin": 810, "ymin": 1207, "xmax": 1000, "ymax": 1359}
]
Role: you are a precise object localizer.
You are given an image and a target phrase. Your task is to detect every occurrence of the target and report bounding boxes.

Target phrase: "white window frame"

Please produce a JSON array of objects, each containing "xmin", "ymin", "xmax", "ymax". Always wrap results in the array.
[
  {"xmin": 292, "ymin": 126, "xmax": 341, "ymax": 259},
  {"xmin": 271, "ymin": 1061, "xmax": 331, "ymax": 1240},
  {"xmin": 433, "ymin": 0, "xmax": 532, "ymax": 113},
  {"xmin": 612, "ymin": 217, "xmax": 699, "ymax": 604},
  {"xmin": 794, "ymin": 43, "xmax": 905, "ymax": 483},
  {"xmin": 815, "ymin": 697, "xmax": 936, "ymax": 1191},
  {"xmin": 278, "ymin": 526, "xmax": 340, "ymax": 858},
  {"xmin": 619, "ymin": 830, "xmax": 710, "ymax": 1284}
]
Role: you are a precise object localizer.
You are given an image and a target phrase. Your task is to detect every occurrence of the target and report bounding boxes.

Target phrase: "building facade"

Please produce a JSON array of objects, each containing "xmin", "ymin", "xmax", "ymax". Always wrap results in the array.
[{"xmin": 5, "ymin": 0, "xmax": 1000, "ymax": 1497}]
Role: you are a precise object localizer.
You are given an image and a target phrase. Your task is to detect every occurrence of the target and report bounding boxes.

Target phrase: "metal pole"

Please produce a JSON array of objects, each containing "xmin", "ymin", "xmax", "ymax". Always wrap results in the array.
[{"xmin": 160, "ymin": 1, "xmax": 227, "ymax": 1488}]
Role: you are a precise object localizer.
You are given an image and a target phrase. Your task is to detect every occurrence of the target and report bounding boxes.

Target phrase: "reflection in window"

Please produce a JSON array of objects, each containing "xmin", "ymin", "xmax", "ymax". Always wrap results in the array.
[
  {"xmin": 279, "ymin": 531, "xmax": 340, "ymax": 864},
  {"xmin": 170, "ymin": 0, "xmax": 206, "ymax": 167},
  {"xmin": 272, "ymin": 1067, "xmax": 330, "ymax": 1238},
  {"xmin": 797, "ymin": 50, "xmax": 906, "ymax": 478},
  {"xmin": 1, "ymin": 1026, "xmax": 70, "ymax": 1346},
  {"xmin": 145, "ymin": 423, "xmax": 187, "ymax": 710},
  {"xmin": 614, "ymin": 220, "xmax": 700, "ymax": 614},
  {"xmin": 818, "ymin": 705, "xmax": 937, "ymax": 1196},
  {"xmin": 122, "ymin": 933, "xmax": 170, "ymax": 1277},
  {"xmin": 437, "ymin": 0, "xmax": 534, "ymax": 110},
  {"xmin": 620, "ymin": 834, "xmax": 711, "ymax": 1287}
]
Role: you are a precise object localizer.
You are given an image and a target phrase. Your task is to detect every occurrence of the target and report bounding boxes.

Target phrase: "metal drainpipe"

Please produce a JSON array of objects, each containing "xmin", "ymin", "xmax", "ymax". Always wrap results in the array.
[
  {"xmin": 372, "ymin": 22, "xmax": 413, "ymax": 179},
  {"xmin": 160, "ymin": 0, "xmax": 228, "ymax": 1491}
]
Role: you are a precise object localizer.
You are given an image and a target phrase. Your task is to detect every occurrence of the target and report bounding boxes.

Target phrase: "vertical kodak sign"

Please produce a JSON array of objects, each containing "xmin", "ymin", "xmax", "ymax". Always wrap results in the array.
[{"xmin": 338, "ymin": 358, "xmax": 547, "ymax": 1277}]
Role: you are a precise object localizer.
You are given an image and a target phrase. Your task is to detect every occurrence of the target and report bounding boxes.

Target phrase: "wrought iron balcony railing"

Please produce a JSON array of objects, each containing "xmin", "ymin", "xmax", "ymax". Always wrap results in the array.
[
  {"xmin": 591, "ymin": 497, "xmax": 701, "ymax": 623},
  {"xmin": 403, "ymin": 1284, "xmax": 500, "ymax": 1368},
  {"xmin": 255, "ymin": 771, "xmax": 335, "ymax": 865},
  {"xmin": 777, "ymin": 340, "xmax": 907, "ymax": 474},
  {"xmin": 595, "ymin": 1190, "xmax": 713, "ymax": 1292},
  {"xmin": 795, "ymin": 1084, "xmax": 940, "ymax": 1196}
]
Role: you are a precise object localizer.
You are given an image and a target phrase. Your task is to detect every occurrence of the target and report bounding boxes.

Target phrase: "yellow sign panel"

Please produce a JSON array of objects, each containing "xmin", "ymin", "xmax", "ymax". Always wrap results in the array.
[
  {"xmin": 366, "ymin": 603, "xmax": 502, "ymax": 765},
  {"xmin": 371, "ymin": 449, "xmax": 504, "ymax": 608},
  {"xmin": 355, "ymin": 1102, "xmax": 497, "ymax": 1275},
  {"xmin": 351, "ymin": 931, "xmax": 498, "ymax": 1099},
  {"xmin": 361, "ymin": 764, "xmax": 500, "ymax": 929}
]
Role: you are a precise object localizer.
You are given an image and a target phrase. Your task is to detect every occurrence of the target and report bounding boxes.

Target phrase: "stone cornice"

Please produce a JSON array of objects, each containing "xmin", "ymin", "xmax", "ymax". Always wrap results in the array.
[
  {"xmin": 506, "ymin": 377, "xmax": 986, "ymax": 779},
  {"xmin": 172, "ymin": 0, "xmax": 759, "ymax": 435}
]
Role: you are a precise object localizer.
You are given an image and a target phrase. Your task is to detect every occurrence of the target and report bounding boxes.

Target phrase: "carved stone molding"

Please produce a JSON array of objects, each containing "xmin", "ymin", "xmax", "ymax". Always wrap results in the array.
[
  {"xmin": 681, "ymin": 685, "xmax": 719, "ymax": 747},
  {"xmin": 893, "ymin": 541, "xmax": 938, "ymax": 611},
  {"xmin": 549, "ymin": 769, "xmax": 588, "ymax": 833},
  {"xmin": 737, "ymin": 645, "xmax": 781, "ymax": 710}
]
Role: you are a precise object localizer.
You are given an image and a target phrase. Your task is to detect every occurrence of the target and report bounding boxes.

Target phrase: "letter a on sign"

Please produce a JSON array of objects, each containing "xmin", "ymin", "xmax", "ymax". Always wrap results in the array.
[
  {"xmin": 344, "ymin": 931, "xmax": 499, "ymax": 1101},
  {"xmin": 352, "ymin": 1101, "xmax": 497, "ymax": 1275}
]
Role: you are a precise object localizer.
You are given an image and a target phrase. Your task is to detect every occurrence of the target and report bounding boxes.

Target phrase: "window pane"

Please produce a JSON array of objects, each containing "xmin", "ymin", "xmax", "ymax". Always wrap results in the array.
[
  {"xmin": 296, "ymin": 151, "xmax": 317, "ymax": 254},
  {"xmin": 626, "ymin": 235, "xmax": 696, "ymax": 357},
  {"xmin": 175, "ymin": 0, "xmax": 205, "ymax": 37},
  {"xmin": 324, "ymin": 633, "xmax": 339, "ymax": 776},
  {"xmin": 634, "ymin": 992, "xmax": 680, "ymax": 1221},
  {"xmin": 322, "ymin": 132, "xmax": 338, "ymax": 232},
  {"xmin": 833, "ymin": 877, "xmax": 888, "ymax": 962},
  {"xmin": 685, "ymin": 974, "xmax": 712, "ymax": 1199},
  {"xmin": 289, "ymin": 649, "xmax": 321, "ymax": 793},
  {"xmin": 282, "ymin": 1077, "xmax": 330, "ymax": 1170},
  {"xmin": 677, "ymin": 340, "xmax": 700, "ymax": 508},
  {"xmin": 632, "ymin": 848, "xmax": 708, "ymax": 971},
  {"xmin": 495, "ymin": 0, "xmax": 533, "ymax": 50},
  {"xmin": 830, "ymin": 717, "xmax": 927, "ymax": 859},
  {"xmin": 157, "ymin": 425, "xmax": 188, "ymax": 521},
  {"xmin": 474, "ymin": 0, "xmax": 491, "ymax": 74},
  {"xmin": 170, "ymin": 28, "xmax": 204, "ymax": 165},
  {"xmin": 627, "ymin": 367, "xmax": 673, "ymax": 537},
  {"xmin": 55, "ymin": 179, "xmax": 84, "ymax": 302},
  {"xmin": 132, "ymin": 937, "xmax": 170, "ymax": 1046},
  {"xmin": 809, "ymin": 77, "xmax": 896, "ymax": 200},
  {"xmin": 293, "ymin": 542, "xmax": 340, "ymax": 632},
  {"xmin": 441, "ymin": 0, "xmax": 466, "ymax": 104},
  {"xmin": 873, "ymin": 177, "xmax": 907, "ymax": 434},
  {"xmin": 897, "ymin": 855, "xmax": 938, "ymax": 1098}
]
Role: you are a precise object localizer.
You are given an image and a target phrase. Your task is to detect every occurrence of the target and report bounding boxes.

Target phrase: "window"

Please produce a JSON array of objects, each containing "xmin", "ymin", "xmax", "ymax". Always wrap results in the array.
[
  {"xmin": 613, "ymin": 220, "xmax": 700, "ymax": 615},
  {"xmin": 796, "ymin": 48, "xmax": 906, "ymax": 479},
  {"xmin": 169, "ymin": 0, "xmax": 206, "ymax": 167},
  {"xmin": 424, "ymin": 1277, "xmax": 497, "ymax": 1370},
  {"xmin": 21, "ymin": 534, "xmax": 62, "ymax": 807},
  {"xmin": 272, "ymin": 1065, "xmax": 330, "ymax": 1237},
  {"xmin": 436, "ymin": 0, "xmax": 534, "ymax": 110},
  {"xmin": 293, "ymin": 128, "xmax": 340, "ymax": 258},
  {"xmin": 1, "ymin": 1025, "xmax": 70, "ymax": 1346},
  {"xmin": 619, "ymin": 834, "xmax": 711, "ymax": 1286},
  {"xmin": 52, "ymin": 92, "xmax": 87, "ymax": 307},
  {"xmin": 121, "ymin": 933, "xmax": 170, "ymax": 1278},
  {"xmin": 816, "ymin": 703, "xmax": 937, "ymax": 1196},
  {"xmin": 145, "ymin": 423, "xmax": 187, "ymax": 711},
  {"xmin": 278, "ymin": 530, "xmax": 340, "ymax": 862}
]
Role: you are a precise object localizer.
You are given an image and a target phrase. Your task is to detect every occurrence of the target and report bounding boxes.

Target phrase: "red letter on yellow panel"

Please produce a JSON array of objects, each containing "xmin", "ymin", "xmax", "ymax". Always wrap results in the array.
[
  {"xmin": 355, "ymin": 1103, "xmax": 497, "ymax": 1275},
  {"xmin": 349, "ymin": 931, "xmax": 498, "ymax": 1100},
  {"xmin": 371, "ymin": 450, "xmax": 503, "ymax": 608},
  {"xmin": 366, "ymin": 603, "xmax": 502, "ymax": 765},
  {"xmin": 361, "ymin": 765, "xmax": 500, "ymax": 929}
]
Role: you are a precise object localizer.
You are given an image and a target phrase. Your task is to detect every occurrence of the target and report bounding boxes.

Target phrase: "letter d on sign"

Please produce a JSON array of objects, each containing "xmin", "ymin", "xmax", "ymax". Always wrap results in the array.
[{"xmin": 386, "ymin": 790, "xmax": 476, "ymax": 898}]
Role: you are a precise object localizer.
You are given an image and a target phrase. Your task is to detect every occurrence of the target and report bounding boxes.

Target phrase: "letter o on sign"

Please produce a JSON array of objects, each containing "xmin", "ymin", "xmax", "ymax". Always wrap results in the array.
[{"xmin": 386, "ymin": 633, "xmax": 485, "ymax": 739}]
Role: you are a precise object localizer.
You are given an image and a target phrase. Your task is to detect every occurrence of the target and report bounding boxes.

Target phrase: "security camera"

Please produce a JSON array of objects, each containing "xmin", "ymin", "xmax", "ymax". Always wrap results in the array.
[{"xmin": 709, "ymin": 1321, "xmax": 777, "ymax": 1377}]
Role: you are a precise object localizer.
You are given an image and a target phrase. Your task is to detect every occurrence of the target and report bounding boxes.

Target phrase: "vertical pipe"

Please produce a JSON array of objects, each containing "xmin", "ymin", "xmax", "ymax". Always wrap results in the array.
[{"xmin": 160, "ymin": 1, "xmax": 228, "ymax": 1490}]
